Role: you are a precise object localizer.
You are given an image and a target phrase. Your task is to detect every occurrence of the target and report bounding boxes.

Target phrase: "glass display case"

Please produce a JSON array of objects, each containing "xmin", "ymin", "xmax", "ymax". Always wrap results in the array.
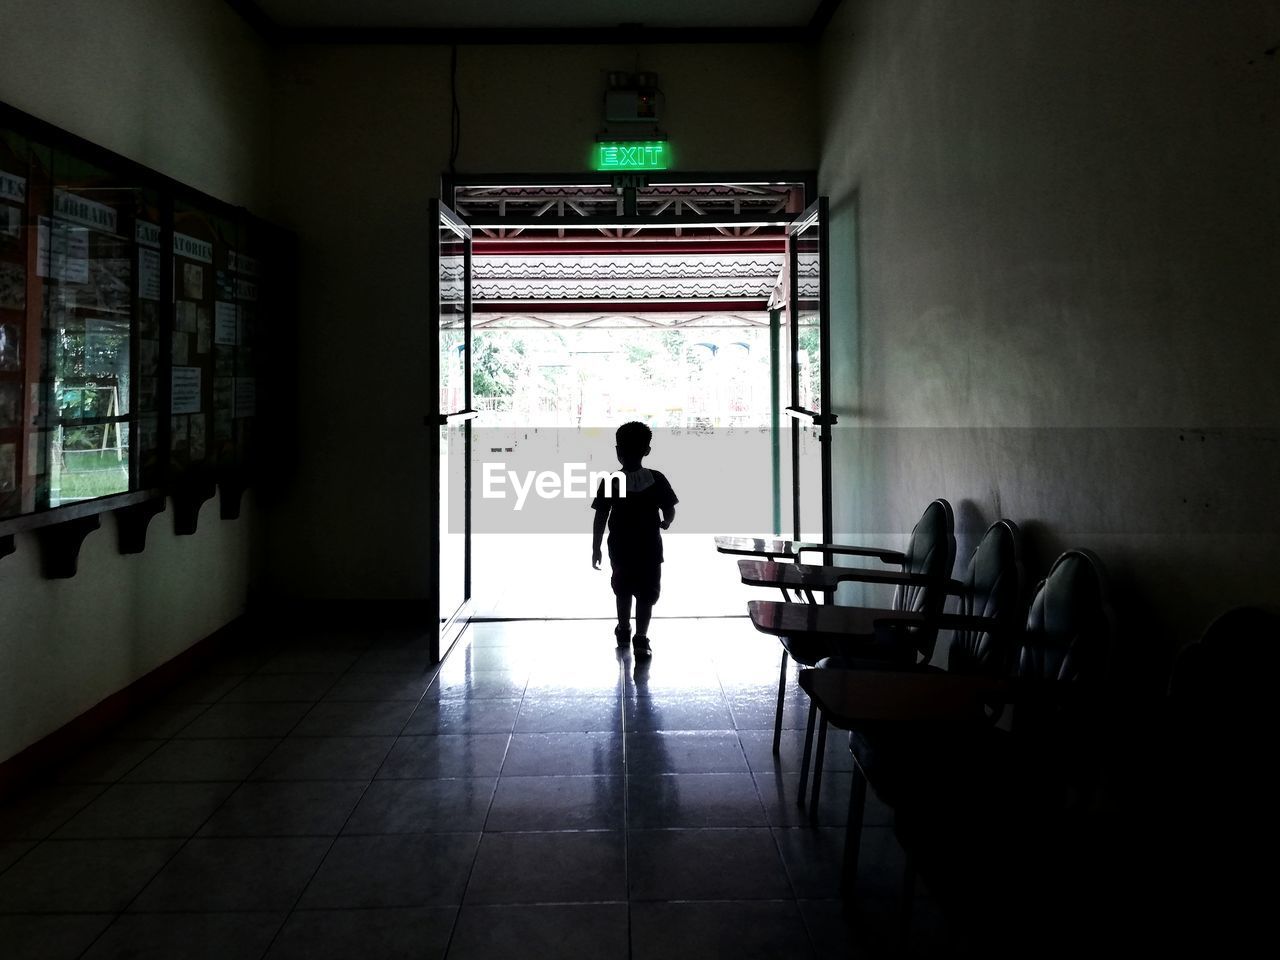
[{"xmin": 0, "ymin": 101, "xmax": 282, "ymax": 562}]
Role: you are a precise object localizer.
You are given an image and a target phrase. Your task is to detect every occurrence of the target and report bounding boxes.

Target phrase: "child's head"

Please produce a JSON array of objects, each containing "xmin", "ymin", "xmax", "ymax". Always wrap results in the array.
[{"xmin": 615, "ymin": 421, "xmax": 652, "ymax": 466}]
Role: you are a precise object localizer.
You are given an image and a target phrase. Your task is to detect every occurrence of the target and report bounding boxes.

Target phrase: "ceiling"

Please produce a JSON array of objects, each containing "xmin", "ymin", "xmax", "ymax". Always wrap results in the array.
[{"xmin": 236, "ymin": 1, "xmax": 839, "ymax": 40}]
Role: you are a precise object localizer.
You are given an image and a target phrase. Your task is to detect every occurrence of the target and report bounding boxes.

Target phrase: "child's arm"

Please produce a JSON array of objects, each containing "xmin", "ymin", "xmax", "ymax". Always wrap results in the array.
[
  {"xmin": 592, "ymin": 506, "xmax": 608, "ymax": 568},
  {"xmin": 659, "ymin": 504, "xmax": 676, "ymax": 530}
]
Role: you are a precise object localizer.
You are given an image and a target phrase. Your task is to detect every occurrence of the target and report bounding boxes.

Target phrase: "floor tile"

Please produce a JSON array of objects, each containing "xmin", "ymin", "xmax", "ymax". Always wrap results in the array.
[
  {"xmin": 624, "ymin": 693, "xmax": 734, "ymax": 732},
  {"xmin": 449, "ymin": 903, "xmax": 628, "ymax": 960},
  {"xmin": 624, "ymin": 663, "xmax": 721, "ymax": 698},
  {"xmin": 265, "ymin": 906, "xmax": 455, "ymax": 960},
  {"xmin": 207, "ymin": 648, "xmax": 280, "ymax": 676},
  {"xmin": 55, "ymin": 739, "xmax": 165, "ymax": 784},
  {"xmin": 322, "ymin": 672, "xmax": 434, "ymax": 702},
  {"xmin": 125, "ymin": 738, "xmax": 280, "ymax": 782},
  {"xmin": 0, "ymin": 914, "xmax": 114, "ymax": 960},
  {"xmin": 797, "ymin": 899, "xmax": 865, "ymax": 960},
  {"xmin": 175, "ymin": 702, "xmax": 313, "ymax": 739},
  {"xmin": 628, "ymin": 828, "xmax": 793, "ymax": 900},
  {"xmin": 427, "ymin": 671, "xmax": 528, "ymax": 700},
  {"xmin": 299, "ymin": 833, "xmax": 479, "ymax": 908},
  {"xmin": 754, "ymin": 771, "xmax": 857, "ymax": 828},
  {"xmin": 82, "ymin": 912, "xmax": 285, "ymax": 960},
  {"xmin": 343, "ymin": 778, "xmax": 495, "ymax": 834},
  {"xmin": 258, "ymin": 649, "xmax": 361, "ymax": 674},
  {"xmin": 378, "ymin": 735, "xmax": 510, "ymax": 779},
  {"xmin": 54, "ymin": 781, "xmax": 236, "ymax": 838},
  {"xmin": 631, "ymin": 900, "xmax": 816, "ymax": 959},
  {"xmin": 291, "ymin": 700, "xmax": 416, "ymax": 737},
  {"xmin": 403, "ymin": 698, "xmax": 522, "ymax": 735},
  {"xmin": 251, "ymin": 736, "xmax": 395, "ymax": 781},
  {"xmin": 502, "ymin": 733, "xmax": 624, "ymax": 776},
  {"xmin": 0, "ymin": 784, "xmax": 106, "ymax": 839},
  {"xmin": 130, "ymin": 837, "xmax": 330, "ymax": 912},
  {"xmin": 113, "ymin": 702, "xmax": 209, "ymax": 739},
  {"xmin": 350, "ymin": 648, "xmax": 436, "ymax": 674},
  {"xmin": 848, "ymin": 825, "xmax": 909, "ymax": 897},
  {"xmin": 522, "ymin": 674, "xmax": 621, "ymax": 699},
  {"xmin": 0, "ymin": 840, "xmax": 34, "ymax": 873},
  {"xmin": 772, "ymin": 827, "xmax": 848, "ymax": 899},
  {"xmin": 625, "ymin": 731, "xmax": 748, "ymax": 775},
  {"xmin": 627, "ymin": 773, "xmax": 767, "ymax": 828},
  {"xmin": 514, "ymin": 698, "xmax": 621, "ymax": 733},
  {"xmin": 161, "ymin": 672, "xmax": 246, "ymax": 705},
  {"xmin": 464, "ymin": 831, "xmax": 626, "ymax": 904},
  {"xmin": 726, "ymin": 693, "xmax": 811, "ymax": 731},
  {"xmin": 200, "ymin": 781, "xmax": 368, "ymax": 837},
  {"xmin": 222, "ymin": 673, "xmax": 339, "ymax": 703},
  {"xmin": 0, "ymin": 838, "xmax": 182, "ymax": 912},
  {"xmin": 739, "ymin": 728, "xmax": 855, "ymax": 776},
  {"xmin": 441, "ymin": 645, "xmax": 537, "ymax": 672},
  {"xmin": 485, "ymin": 776, "xmax": 623, "ymax": 831}
]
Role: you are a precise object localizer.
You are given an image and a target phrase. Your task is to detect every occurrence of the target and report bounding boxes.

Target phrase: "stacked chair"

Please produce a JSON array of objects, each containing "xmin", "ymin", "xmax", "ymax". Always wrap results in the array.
[{"xmin": 717, "ymin": 499, "xmax": 957, "ymax": 754}]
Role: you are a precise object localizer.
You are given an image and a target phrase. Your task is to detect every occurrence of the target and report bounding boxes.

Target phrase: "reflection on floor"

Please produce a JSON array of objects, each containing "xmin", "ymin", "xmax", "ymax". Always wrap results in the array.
[
  {"xmin": 0, "ymin": 617, "xmax": 954, "ymax": 958},
  {"xmin": 470, "ymin": 534, "xmax": 760, "ymax": 619}
]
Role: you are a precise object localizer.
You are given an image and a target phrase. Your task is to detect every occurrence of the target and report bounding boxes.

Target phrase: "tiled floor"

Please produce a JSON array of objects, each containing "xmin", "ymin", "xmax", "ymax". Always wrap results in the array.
[{"xmin": 0, "ymin": 616, "xmax": 953, "ymax": 959}]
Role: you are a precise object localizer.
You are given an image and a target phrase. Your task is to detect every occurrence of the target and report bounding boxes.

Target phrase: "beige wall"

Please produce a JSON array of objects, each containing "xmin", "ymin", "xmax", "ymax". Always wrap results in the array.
[
  {"xmin": 818, "ymin": 0, "xmax": 1280, "ymax": 666},
  {"xmin": 0, "ymin": 0, "xmax": 270, "ymax": 761},
  {"xmin": 266, "ymin": 43, "xmax": 817, "ymax": 598}
]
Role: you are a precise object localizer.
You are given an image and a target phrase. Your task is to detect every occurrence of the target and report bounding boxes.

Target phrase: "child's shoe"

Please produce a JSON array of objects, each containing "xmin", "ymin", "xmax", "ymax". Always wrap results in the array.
[
  {"xmin": 614, "ymin": 625, "xmax": 631, "ymax": 650},
  {"xmin": 634, "ymin": 636, "xmax": 651, "ymax": 658}
]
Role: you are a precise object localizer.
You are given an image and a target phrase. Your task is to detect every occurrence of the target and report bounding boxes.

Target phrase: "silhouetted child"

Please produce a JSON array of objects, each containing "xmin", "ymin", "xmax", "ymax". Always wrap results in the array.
[{"xmin": 591, "ymin": 421, "xmax": 678, "ymax": 657}]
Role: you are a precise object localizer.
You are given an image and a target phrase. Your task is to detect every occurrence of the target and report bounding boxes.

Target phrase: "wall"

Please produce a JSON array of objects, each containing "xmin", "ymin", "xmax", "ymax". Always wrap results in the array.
[
  {"xmin": 819, "ymin": 0, "xmax": 1280, "ymax": 669},
  {"xmin": 266, "ymin": 42, "xmax": 817, "ymax": 599},
  {"xmin": 0, "ymin": 0, "xmax": 270, "ymax": 762}
]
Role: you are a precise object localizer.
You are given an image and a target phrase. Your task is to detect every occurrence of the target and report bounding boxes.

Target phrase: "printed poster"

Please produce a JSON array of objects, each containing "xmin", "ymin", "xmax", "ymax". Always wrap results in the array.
[
  {"xmin": 0, "ymin": 382, "xmax": 19, "ymax": 428},
  {"xmin": 196, "ymin": 306, "xmax": 211, "ymax": 353},
  {"xmin": 35, "ymin": 217, "xmax": 89, "ymax": 283},
  {"xmin": 214, "ymin": 301, "xmax": 238, "ymax": 345},
  {"xmin": 0, "ymin": 441, "xmax": 14, "ymax": 492},
  {"xmin": 183, "ymin": 262, "xmax": 204, "ymax": 300},
  {"xmin": 171, "ymin": 366, "xmax": 201, "ymax": 414},
  {"xmin": 138, "ymin": 247, "xmax": 161, "ymax": 301},
  {"xmin": 233, "ymin": 377, "xmax": 256, "ymax": 418},
  {"xmin": 176, "ymin": 301, "xmax": 197, "ymax": 332},
  {"xmin": 188, "ymin": 414, "xmax": 206, "ymax": 461},
  {"xmin": 0, "ymin": 262, "xmax": 24, "ymax": 309}
]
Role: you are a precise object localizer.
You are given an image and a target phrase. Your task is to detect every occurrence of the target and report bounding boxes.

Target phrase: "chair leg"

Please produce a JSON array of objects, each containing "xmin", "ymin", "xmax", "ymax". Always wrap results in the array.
[
  {"xmin": 842, "ymin": 763, "xmax": 868, "ymax": 903},
  {"xmin": 809, "ymin": 714, "xmax": 828, "ymax": 821},
  {"xmin": 773, "ymin": 649, "xmax": 789, "ymax": 754},
  {"xmin": 898, "ymin": 854, "xmax": 917, "ymax": 955},
  {"xmin": 797, "ymin": 699, "xmax": 817, "ymax": 807}
]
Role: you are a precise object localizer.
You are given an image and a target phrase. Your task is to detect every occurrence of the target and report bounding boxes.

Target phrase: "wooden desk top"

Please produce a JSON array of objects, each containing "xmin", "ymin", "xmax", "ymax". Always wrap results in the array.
[
  {"xmin": 714, "ymin": 536, "xmax": 904, "ymax": 564},
  {"xmin": 738, "ymin": 558, "xmax": 930, "ymax": 590},
  {"xmin": 799, "ymin": 667, "xmax": 1009, "ymax": 725},
  {"xmin": 747, "ymin": 599, "xmax": 927, "ymax": 640}
]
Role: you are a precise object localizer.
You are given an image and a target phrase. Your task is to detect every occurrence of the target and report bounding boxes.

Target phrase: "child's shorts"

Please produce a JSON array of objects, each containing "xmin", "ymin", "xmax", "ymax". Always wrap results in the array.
[{"xmin": 610, "ymin": 563, "xmax": 661, "ymax": 605}]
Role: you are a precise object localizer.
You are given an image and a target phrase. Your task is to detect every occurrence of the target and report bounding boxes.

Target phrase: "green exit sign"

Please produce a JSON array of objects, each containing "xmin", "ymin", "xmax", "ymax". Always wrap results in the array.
[{"xmin": 594, "ymin": 140, "xmax": 670, "ymax": 172}]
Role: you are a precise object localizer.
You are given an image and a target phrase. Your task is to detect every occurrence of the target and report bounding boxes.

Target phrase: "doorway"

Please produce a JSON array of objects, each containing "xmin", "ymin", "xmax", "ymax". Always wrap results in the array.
[{"xmin": 430, "ymin": 176, "xmax": 832, "ymax": 657}]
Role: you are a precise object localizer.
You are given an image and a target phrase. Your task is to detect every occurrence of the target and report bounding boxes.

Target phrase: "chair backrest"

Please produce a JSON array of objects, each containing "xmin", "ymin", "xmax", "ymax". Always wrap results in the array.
[
  {"xmin": 947, "ymin": 519, "xmax": 1024, "ymax": 675},
  {"xmin": 1018, "ymin": 549, "xmax": 1114, "ymax": 683},
  {"xmin": 890, "ymin": 499, "xmax": 957, "ymax": 661}
]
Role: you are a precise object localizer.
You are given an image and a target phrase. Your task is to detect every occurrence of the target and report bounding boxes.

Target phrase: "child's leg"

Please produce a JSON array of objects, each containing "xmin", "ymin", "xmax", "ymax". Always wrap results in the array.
[
  {"xmin": 634, "ymin": 600, "xmax": 652, "ymax": 639},
  {"xmin": 615, "ymin": 593, "xmax": 632, "ymax": 633}
]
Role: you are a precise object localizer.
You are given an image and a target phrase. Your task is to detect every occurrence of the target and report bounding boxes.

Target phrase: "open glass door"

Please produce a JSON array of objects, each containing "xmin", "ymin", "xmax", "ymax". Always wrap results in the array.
[
  {"xmin": 784, "ymin": 198, "xmax": 834, "ymax": 545},
  {"xmin": 430, "ymin": 200, "xmax": 475, "ymax": 661}
]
